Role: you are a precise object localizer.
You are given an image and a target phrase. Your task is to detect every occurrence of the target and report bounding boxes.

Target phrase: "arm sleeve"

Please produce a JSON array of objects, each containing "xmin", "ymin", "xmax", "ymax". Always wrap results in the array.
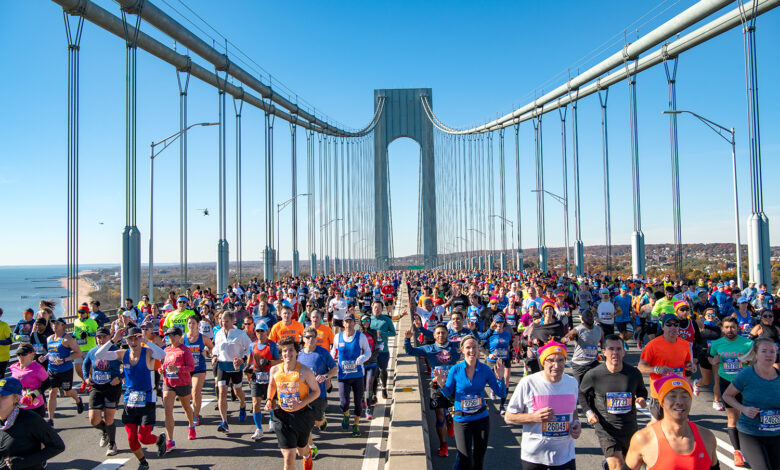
[
  {"xmin": 95, "ymin": 340, "xmax": 118, "ymax": 360},
  {"xmin": 144, "ymin": 340, "xmax": 166, "ymax": 360},
  {"xmin": 386, "ymin": 318, "xmax": 397, "ymax": 337},
  {"xmin": 82, "ymin": 350, "xmax": 92, "ymax": 379},
  {"xmin": 355, "ymin": 334, "xmax": 371, "ymax": 365},
  {"xmin": 578, "ymin": 370, "xmax": 596, "ymax": 414}
]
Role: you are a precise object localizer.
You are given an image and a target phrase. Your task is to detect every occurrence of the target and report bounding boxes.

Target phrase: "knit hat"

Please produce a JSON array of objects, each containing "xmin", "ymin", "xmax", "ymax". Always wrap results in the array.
[
  {"xmin": 673, "ymin": 300, "xmax": 689, "ymax": 313},
  {"xmin": 538, "ymin": 340, "xmax": 567, "ymax": 365},
  {"xmin": 653, "ymin": 373, "xmax": 693, "ymax": 404},
  {"xmin": 540, "ymin": 300, "xmax": 555, "ymax": 312}
]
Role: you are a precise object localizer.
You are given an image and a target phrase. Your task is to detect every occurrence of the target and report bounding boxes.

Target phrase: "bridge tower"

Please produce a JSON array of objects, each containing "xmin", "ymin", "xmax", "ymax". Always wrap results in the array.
[{"xmin": 373, "ymin": 89, "xmax": 438, "ymax": 270}]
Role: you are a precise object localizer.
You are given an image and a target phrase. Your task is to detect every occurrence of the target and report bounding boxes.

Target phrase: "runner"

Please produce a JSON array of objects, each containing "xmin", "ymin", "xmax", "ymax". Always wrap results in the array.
[
  {"xmin": 245, "ymin": 320, "xmax": 280, "ymax": 440},
  {"xmin": 74, "ymin": 306, "xmax": 98, "ymax": 392},
  {"xmin": 297, "ymin": 326, "xmax": 337, "ymax": 459},
  {"xmin": 265, "ymin": 336, "xmax": 321, "ymax": 470},
  {"xmin": 613, "ymin": 285, "xmax": 634, "ymax": 342},
  {"xmin": 163, "ymin": 297, "xmax": 196, "ymax": 334},
  {"xmin": 0, "ymin": 377, "xmax": 65, "ymax": 469},
  {"xmin": 369, "ymin": 299, "xmax": 397, "ymax": 399},
  {"xmin": 595, "ymin": 288, "xmax": 617, "ymax": 337},
  {"xmin": 269, "ymin": 305, "xmax": 304, "ymax": 344},
  {"xmin": 359, "ymin": 314, "xmax": 380, "ymax": 418},
  {"xmin": 476, "ymin": 315, "xmax": 512, "ymax": 414},
  {"xmin": 332, "ymin": 313, "xmax": 371, "ymax": 437},
  {"xmin": 504, "ymin": 341, "xmax": 582, "ymax": 469},
  {"xmin": 82, "ymin": 327, "xmax": 122, "ymax": 456},
  {"xmin": 12, "ymin": 308, "xmax": 35, "ymax": 344},
  {"xmin": 432, "ymin": 335, "xmax": 506, "ymax": 470},
  {"xmin": 95, "ymin": 327, "xmax": 168, "ymax": 470},
  {"xmin": 722, "ymin": 337, "xmax": 780, "ymax": 470},
  {"xmin": 638, "ymin": 313, "xmax": 695, "ymax": 420},
  {"xmin": 404, "ymin": 323, "xmax": 461, "ymax": 457},
  {"xmin": 709, "ymin": 316, "xmax": 754, "ymax": 466},
  {"xmin": 624, "ymin": 373, "xmax": 718, "ymax": 470},
  {"xmin": 580, "ymin": 334, "xmax": 648, "ymax": 470},
  {"xmin": 10, "ymin": 343, "xmax": 49, "ymax": 419},
  {"xmin": 161, "ymin": 326, "xmax": 196, "ymax": 450},
  {"xmin": 562, "ymin": 307, "xmax": 603, "ymax": 406},
  {"xmin": 212, "ymin": 311, "xmax": 252, "ymax": 433},
  {"xmin": 183, "ymin": 314, "xmax": 213, "ymax": 426},
  {"xmin": 695, "ymin": 308, "xmax": 723, "ymax": 410},
  {"xmin": 46, "ymin": 318, "xmax": 84, "ymax": 426},
  {"xmin": 309, "ymin": 309, "xmax": 335, "ymax": 352}
]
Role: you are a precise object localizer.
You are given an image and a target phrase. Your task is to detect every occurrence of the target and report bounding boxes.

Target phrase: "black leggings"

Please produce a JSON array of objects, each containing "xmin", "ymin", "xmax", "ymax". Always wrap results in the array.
[
  {"xmin": 453, "ymin": 416, "xmax": 490, "ymax": 470},
  {"xmin": 339, "ymin": 377, "xmax": 364, "ymax": 416},
  {"xmin": 738, "ymin": 432, "xmax": 780, "ymax": 470},
  {"xmin": 521, "ymin": 459, "xmax": 576, "ymax": 470}
]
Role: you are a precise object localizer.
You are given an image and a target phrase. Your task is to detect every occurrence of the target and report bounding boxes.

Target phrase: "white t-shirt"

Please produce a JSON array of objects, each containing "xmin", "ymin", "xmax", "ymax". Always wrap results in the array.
[
  {"xmin": 329, "ymin": 297, "xmax": 348, "ymax": 321},
  {"xmin": 506, "ymin": 372, "xmax": 579, "ymax": 466},
  {"xmin": 596, "ymin": 301, "xmax": 616, "ymax": 325}
]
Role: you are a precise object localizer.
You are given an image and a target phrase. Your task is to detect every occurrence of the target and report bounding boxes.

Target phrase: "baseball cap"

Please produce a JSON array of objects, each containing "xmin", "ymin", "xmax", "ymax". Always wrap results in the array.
[
  {"xmin": 493, "ymin": 314, "xmax": 505, "ymax": 323},
  {"xmin": 717, "ymin": 283, "xmax": 724, "ymax": 288},
  {"xmin": 0, "ymin": 378, "xmax": 22, "ymax": 396},
  {"xmin": 126, "ymin": 327, "xmax": 143, "ymax": 337},
  {"xmin": 16, "ymin": 344, "xmax": 35, "ymax": 356},
  {"xmin": 737, "ymin": 297, "xmax": 749, "ymax": 304},
  {"xmin": 661, "ymin": 313, "xmax": 679, "ymax": 325},
  {"xmin": 96, "ymin": 326, "xmax": 112, "ymax": 336},
  {"xmin": 599, "ymin": 288, "xmax": 609, "ymax": 295},
  {"xmin": 287, "ymin": 288, "xmax": 295, "ymax": 294},
  {"xmin": 165, "ymin": 326, "xmax": 183, "ymax": 336},
  {"xmin": 177, "ymin": 296, "xmax": 188, "ymax": 303},
  {"xmin": 23, "ymin": 308, "xmax": 34, "ymax": 315},
  {"xmin": 254, "ymin": 321, "xmax": 269, "ymax": 331}
]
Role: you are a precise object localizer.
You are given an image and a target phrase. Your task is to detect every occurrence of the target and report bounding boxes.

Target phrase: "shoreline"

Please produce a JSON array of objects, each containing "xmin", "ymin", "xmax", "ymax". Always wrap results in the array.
[{"xmin": 58, "ymin": 270, "xmax": 96, "ymax": 313}]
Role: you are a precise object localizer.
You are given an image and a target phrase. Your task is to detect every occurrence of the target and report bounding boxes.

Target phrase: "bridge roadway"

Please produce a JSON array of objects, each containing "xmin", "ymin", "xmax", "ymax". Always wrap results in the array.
[{"xmin": 45, "ymin": 334, "xmax": 399, "ymax": 470}]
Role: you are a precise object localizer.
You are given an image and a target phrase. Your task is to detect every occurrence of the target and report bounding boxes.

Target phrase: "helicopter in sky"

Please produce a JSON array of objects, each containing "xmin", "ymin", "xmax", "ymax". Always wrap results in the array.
[{"xmin": 196, "ymin": 208, "xmax": 209, "ymax": 216}]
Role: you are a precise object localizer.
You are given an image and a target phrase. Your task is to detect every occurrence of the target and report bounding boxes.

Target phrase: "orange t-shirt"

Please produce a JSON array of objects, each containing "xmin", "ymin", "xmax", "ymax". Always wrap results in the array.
[
  {"xmin": 315, "ymin": 323, "xmax": 335, "ymax": 351},
  {"xmin": 269, "ymin": 321, "xmax": 304, "ymax": 343},
  {"xmin": 640, "ymin": 335, "xmax": 692, "ymax": 398}
]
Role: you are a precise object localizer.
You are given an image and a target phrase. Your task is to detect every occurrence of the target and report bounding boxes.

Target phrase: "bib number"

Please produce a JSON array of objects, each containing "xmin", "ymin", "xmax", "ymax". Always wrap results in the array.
[
  {"xmin": 759, "ymin": 410, "xmax": 780, "ymax": 432},
  {"xmin": 280, "ymin": 392, "xmax": 300, "ymax": 411},
  {"xmin": 605, "ymin": 392, "xmax": 633, "ymax": 414},
  {"xmin": 542, "ymin": 415, "xmax": 570, "ymax": 438},
  {"xmin": 722, "ymin": 357, "xmax": 741, "ymax": 374},
  {"xmin": 33, "ymin": 344, "xmax": 44, "ymax": 355},
  {"xmin": 342, "ymin": 360, "xmax": 358, "ymax": 374},
  {"xmin": 76, "ymin": 337, "xmax": 87, "ymax": 346},
  {"xmin": 93, "ymin": 371, "xmax": 111, "ymax": 385},
  {"xmin": 581, "ymin": 345, "xmax": 598, "ymax": 360},
  {"xmin": 459, "ymin": 395, "xmax": 483, "ymax": 414},
  {"xmin": 127, "ymin": 391, "xmax": 147, "ymax": 408},
  {"xmin": 255, "ymin": 372, "xmax": 270, "ymax": 384}
]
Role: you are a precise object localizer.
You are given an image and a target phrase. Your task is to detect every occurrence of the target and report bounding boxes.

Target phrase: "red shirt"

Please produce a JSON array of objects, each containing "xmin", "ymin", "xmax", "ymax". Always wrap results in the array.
[{"xmin": 162, "ymin": 343, "xmax": 195, "ymax": 387}]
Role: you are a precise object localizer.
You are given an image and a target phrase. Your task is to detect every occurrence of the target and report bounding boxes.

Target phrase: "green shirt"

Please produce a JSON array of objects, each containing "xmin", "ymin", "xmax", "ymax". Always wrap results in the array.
[
  {"xmin": 709, "ymin": 335, "xmax": 753, "ymax": 381},
  {"xmin": 73, "ymin": 317, "xmax": 99, "ymax": 351},
  {"xmin": 651, "ymin": 298, "xmax": 675, "ymax": 318},
  {"xmin": 163, "ymin": 309, "xmax": 195, "ymax": 334},
  {"xmin": 369, "ymin": 314, "xmax": 396, "ymax": 353}
]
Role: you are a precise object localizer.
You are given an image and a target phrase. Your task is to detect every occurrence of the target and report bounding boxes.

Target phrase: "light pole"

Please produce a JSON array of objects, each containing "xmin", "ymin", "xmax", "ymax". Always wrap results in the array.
[
  {"xmin": 149, "ymin": 122, "xmax": 217, "ymax": 301},
  {"xmin": 531, "ymin": 189, "xmax": 570, "ymax": 273},
  {"xmin": 664, "ymin": 110, "xmax": 742, "ymax": 288},
  {"xmin": 276, "ymin": 193, "xmax": 311, "ymax": 281}
]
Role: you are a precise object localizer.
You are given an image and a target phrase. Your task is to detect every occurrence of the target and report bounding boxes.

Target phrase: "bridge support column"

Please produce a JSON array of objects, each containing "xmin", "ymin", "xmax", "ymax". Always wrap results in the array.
[
  {"xmin": 177, "ymin": 65, "xmax": 190, "ymax": 286},
  {"xmin": 665, "ymin": 58, "xmax": 682, "ymax": 281},
  {"xmin": 215, "ymin": 69, "xmax": 229, "ymax": 292},
  {"xmin": 532, "ymin": 116, "xmax": 547, "ymax": 273},
  {"xmin": 741, "ymin": 5, "xmax": 771, "ymax": 289},
  {"xmin": 263, "ymin": 108, "xmax": 275, "ymax": 281},
  {"xmin": 514, "ymin": 124, "xmax": 524, "ymax": 273},
  {"xmin": 627, "ymin": 62, "xmax": 646, "ymax": 279},
  {"xmin": 571, "ymin": 97, "xmax": 584, "ymax": 276},
  {"xmin": 121, "ymin": 7, "xmax": 141, "ymax": 302},
  {"xmin": 598, "ymin": 89, "xmax": 611, "ymax": 278}
]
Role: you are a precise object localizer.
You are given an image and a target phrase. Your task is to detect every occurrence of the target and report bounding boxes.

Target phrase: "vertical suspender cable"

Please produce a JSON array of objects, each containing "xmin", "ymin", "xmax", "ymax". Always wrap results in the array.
[
  {"xmin": 176, "ymin": 66, "xmax": 190, "ymax": 286},
  {"xmin": 664, "ymin": 57, "xmax": 681, "ymax": 280},
  {"xmin": 558, "ymin": 105, "xmax": 570, "ymax": 274},
  {"xmin": 598, "ymin": 89, "xmax": 612, "ymax": 278},
  {"xmin": 514, "ymin": 123, "xmax": 523, "ymax": 271},
  {"xmin": 572, "ymin": 94, "xmax": 584, "ymax": 276}
]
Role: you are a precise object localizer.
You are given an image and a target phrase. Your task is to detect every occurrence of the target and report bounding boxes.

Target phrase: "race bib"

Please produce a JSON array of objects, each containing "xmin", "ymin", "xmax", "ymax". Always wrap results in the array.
[
  {"xmin": 33, "ymin": 344, "xmax": 44, "ymax": 355},
  {"xmin": 255, "ymin": 371, "xmax": 270, "ymax": 384},
  {"xmin": 93, "ymin": 371, "xmax": 111, "ymax": 385},
  {"xmin": 542, "ymin": 414, "xmax": 570, "ymax": 438},
  {"xmin": 76, "ymin": 337, "xmax": 87, "ymax": 346},
  {"xmin": 759, "ymin": 410, "xmax": 780, "ymax": 432},
  {"xmin": 581, "ymin": 345, "xmax": 598, "ymax": 360},
  {"xmin": 127, "ymin": 391, "xmax": 146, "ymax": 408},
  {"xmin": 459, "ymin": 395, "xmax": 483, "ymax": 414},
  {"xmin": 48, "ymin": 352, "xmax": 60, "ymax": 362},
  {"xmin": 494, "ymin": 348, "xmax": 508, "ymax": 358},
  {"xmin": 342, "ymin": 360, "xmax": 358, "ymax": 374},
  {"xmin": 670, "ymin": 367, "xmax": 683, "ymax": 375},
  {"xmin": 722, "ymin": 357, "xmax": 741, "ymax": 374},
  {"xmin": 165, "ymin": 370, "xmax": 179, "ymax": 379},
  {"xmin": 605, "ymin": 392, "xmax": 633, "ymax": 414},
  {"xmin": 17, "ymin": 335, "xmax": 30, "ymax": 343},
  {"xmin": 279, "ymin": 392, "xmax": 300, "ymax": 411}
]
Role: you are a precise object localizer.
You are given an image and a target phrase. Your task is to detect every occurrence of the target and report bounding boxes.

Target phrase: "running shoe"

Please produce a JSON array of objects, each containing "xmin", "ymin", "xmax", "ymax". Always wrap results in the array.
[
  {"xmin": 351, "ymin": 423, "xmax": 360, "ymax": 437},
  {"xmin": 99, "ymin": 434, "xmax": 108, "ymax": 448},
  {"xmin": 156, "ymin": 433, "xmax": 167, "ymax": 457},
  {"xmin": 137, "ymin": 460, "xmax": 150, "ymax": 470},
  {"xmin": 310, "ymin": 444, "xmax": 319, "ymax": 460},
  {"xmin": 106, "ymin": 442, "xmax": 118, "ymax": 456},
  {"xmin": 692, "ymin": 379, "xmax": 700, "ymax": 397},
  {"xmin": 499, "ymin": 405, "xmax": 506, "ymax": 416},
  {"xmin": 637, "ymin": 339, "xmax": 644, "ymax": 349},
  {"xmin": 303, "ymin": 455, "xmax": 313, "ymax": 470},
  {"xmin": 601, "ymin": 460, "xmax": 609, "ymax": 470},
  {"xmin": 217, "ymin": 422, "xmax": 230, "ymax": 433},
  {"xmin": 318, "ymin": 418, "xmax": 327, "ymax": 431},
  {"xmin": 365, "ymin": 408, "xmax": 373, "ymax": 420},
  {"xmin": 446, "ymin": 416, "xmax": 454, "ymax": 438},
  {"xmin": 194, "ymin": 415, "xmax": 201, "ymax": 426},
  {"xmin": 166, "ymin": 440, "xmax": 176, "ymax": 452},
  {"xmin": 76, "ymin": 398, "xmax": 85, "ymax": 414},
  {"xmin": 733, "ymin": 450, "xmax": 745, "ymax": 467},
  {"xmin": 381, "ymin": 387, "xmax": 388, "ymax": 400},
  {"xmin": 238, "ymin": 407, "xmax": 247, "ymax": 422},
  {"xmin": 341, "ymin": 413, "xmax": 350, "ymax": 430},
  {"xmin": 438, "ymin": 443, "xmax": 448, "ymax": 457},
  {"xmin": 79, "ymin": 382, "xmax": 87, "ymax": 393},
  {"xmin": 187, "ymin": 426, "xmax": 196, "ymax": 440},
  {"xmin": 214, "ymin": 402, "xmax": 220, "ymax": 411},
  {"xmin": 47, "ymin": 419, "xmax": 54, "ymax": 427},
  {"xmin": 712, "ymin": 401, "xmax": 725, "ymax": 411},
  {"xmin": 268, "ymin": 419, "xmax": 275, "ymax": 432},
  {"xmin": 251, "ymin": 428, "xmax": 263, "ymax": 441}
]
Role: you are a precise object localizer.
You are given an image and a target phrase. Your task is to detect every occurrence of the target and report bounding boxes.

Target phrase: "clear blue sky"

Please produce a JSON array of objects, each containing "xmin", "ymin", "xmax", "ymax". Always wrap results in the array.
[{"xmin": 1, "ymin": 0, "xmax": 779, "ymax": 265}]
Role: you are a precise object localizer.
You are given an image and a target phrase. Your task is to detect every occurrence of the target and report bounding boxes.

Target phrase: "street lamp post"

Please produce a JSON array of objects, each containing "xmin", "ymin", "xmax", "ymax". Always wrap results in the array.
[
  {"xmin": 531, "ymin": 189, "xmax": 570, "ymax": 273},
  {"xmin": 149, "ymin": 122, "xmax": 217, "ymax": 301},
  {"xmin": 664, "ymin": 110, "xmax": 742, "ymax": 288},
  {"xmin": 276, "ymin": 193, "xmax": 311, "ymax": 281}
]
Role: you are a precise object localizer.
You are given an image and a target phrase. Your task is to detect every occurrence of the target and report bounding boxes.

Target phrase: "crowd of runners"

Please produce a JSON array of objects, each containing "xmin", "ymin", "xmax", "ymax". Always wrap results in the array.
[{"xmin": 0, "ymin": 269, "xmax": 779, "ymax": 470}]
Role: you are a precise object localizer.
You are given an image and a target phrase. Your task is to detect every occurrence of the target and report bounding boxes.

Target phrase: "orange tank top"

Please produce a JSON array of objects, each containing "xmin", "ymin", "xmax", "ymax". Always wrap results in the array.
[
  {"xmin": 649, "ymin": 421, "xmax": 711, "ymax": 470},
  {"xmin": 274, "ymin": 363, "xmax": 309, "ymax": 412}
]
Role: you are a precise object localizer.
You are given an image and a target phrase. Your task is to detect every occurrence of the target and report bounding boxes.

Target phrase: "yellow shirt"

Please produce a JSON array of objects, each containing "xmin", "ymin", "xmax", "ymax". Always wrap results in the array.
[
  {"xmin": 275, "ymin": 363, "xmax": 309, "ymax": 412},
  {"xmin": 0, "ymin": 321, "xmax": 11, "ymax": 362}
]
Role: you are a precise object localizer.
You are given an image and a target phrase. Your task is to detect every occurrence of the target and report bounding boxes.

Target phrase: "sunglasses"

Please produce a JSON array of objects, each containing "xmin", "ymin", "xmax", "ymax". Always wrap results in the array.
[
  {"xmin": 762, "ymin": 314, "xmax": 774, "ymax": 318},
  {"xmin": 665, "ymin": 322, "xmax": 680, "ymax": 327},
  {"xmin": 303, "ymin": 335, "xmax": 316, "ymax": 339},
  {"xmin": 243, "ymin": 323, "xmax": 253, "ymax": 326},
  {"xmin": 678, "ymin": 307, "xmax": 690, "ymax": 312}
]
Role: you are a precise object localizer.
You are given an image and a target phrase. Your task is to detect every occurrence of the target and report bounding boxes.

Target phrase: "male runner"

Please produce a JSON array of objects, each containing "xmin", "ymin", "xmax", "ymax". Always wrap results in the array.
[
  {"xmin": 83, "ymin": 326, "xmax": 122, "ymax": 456},
  {"xmin": 212, "ymin": 311, "xmax": 252, "ymax": 433},
  {"xmin": 245, "ymin": 321, "xmax": 281, "ymax": 440}
]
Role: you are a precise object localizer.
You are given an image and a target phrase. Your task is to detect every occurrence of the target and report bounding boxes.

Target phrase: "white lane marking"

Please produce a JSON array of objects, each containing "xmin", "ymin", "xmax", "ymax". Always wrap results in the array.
[
  {"xmin": 92, "ymin": 458, "xmax": 129, "ymax": 470},
  {"xmin": 361, "ymin": 399, "xmax": 388, "ymax": 470},
  {"xmin": 638, "ymin": 407, "xmax": 738, "ymax": 468},
  {"xmin": 175, "ymin": 397, "xmax": 214, "ymax": 413}
]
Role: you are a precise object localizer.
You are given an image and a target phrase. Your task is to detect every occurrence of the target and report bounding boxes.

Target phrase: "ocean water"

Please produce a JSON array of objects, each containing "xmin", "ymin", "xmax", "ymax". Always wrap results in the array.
[{"xmin": 0, "ymin": 265, "xmax": 110, "ymax": 326}]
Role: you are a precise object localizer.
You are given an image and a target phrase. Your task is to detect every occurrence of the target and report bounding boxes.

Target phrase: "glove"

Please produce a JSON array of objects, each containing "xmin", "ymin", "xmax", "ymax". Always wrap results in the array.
[{"xmin": 80, "ymin": 331, "xmax": 88, "ymax": 339}]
